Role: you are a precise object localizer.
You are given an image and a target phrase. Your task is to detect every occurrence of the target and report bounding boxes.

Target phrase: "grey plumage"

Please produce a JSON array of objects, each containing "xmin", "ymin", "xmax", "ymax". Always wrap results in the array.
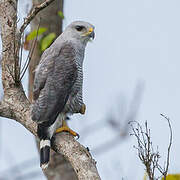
[
  {"xmin": 31, "ymin": 21, "xmax": 95, "ymax": 169},
  {"xmin": 32, "ymin": 42, "xmax": 78, "ymax": 123}
]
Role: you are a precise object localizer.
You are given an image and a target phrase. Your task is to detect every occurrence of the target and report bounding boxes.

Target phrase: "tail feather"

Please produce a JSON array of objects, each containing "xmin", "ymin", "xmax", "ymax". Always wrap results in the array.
[{"xmin": 40, "ymin": 139, "xmax": 50, "ymax": 169}]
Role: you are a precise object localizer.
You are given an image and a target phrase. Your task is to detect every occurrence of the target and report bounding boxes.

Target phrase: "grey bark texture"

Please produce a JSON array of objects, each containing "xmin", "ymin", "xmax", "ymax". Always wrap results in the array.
[{"xmin": 0, "ymin": 0, "xmax": 101, "ymax": 180}]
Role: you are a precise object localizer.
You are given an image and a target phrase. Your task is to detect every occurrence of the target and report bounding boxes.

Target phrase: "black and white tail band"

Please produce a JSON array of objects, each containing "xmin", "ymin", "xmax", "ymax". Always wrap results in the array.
[{"xmin": 40, "ymin": 139, "xmax": 51, "ymax": 169}]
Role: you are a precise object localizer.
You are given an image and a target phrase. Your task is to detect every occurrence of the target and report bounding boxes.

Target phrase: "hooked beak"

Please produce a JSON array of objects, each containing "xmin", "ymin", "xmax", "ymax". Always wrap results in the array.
[
  {"xmin": 89, "ymin": 30, "xmax": 95, "ymax": 40},
  {"xmin": 88, "ymin": 27, "xmax": 95, "ymax": 40},
  {"xmin": 82, "ymin": 27, "xmax": 95, "ymax": 40}
]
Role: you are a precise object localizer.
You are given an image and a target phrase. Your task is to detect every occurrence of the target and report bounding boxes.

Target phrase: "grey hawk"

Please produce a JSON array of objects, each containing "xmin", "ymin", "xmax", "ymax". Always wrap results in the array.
[{"xmin": 31, "ymin": 21, "xmax": 95, "ymax": 169}]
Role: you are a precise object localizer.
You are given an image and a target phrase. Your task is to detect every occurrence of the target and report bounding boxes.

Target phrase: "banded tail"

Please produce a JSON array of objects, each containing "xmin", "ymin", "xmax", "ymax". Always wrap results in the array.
[
  {"xmin": 38, "ymin": 124, "xmax": 51, "ymax": 170},
  {"xmin": 37, "ymin": 119, "xmax": 61, "ymax": 169},
  {"xmin": 40, "ymin": 139, "xmax": 50, "ymax": 169}
]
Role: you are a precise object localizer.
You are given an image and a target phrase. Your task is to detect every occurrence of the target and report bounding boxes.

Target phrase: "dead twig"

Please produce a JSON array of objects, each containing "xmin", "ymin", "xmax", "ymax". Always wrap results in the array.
[
  {"xmin": 20, "ymin": 21, "xmax": 41, "ymax": 80},
  {"xmin": 130, "ymin": 115, "xmax": 172, "ymax": 180},
  {"xmin": 159, "ymin": 114, "xmax": 173, "ymax": 180},
  {"xmin": 130, "ymin": 121, "xmax": 159, "ymax": 180},
  {"xmin": 19, "ymin": 0, "xmax": 56, "ymax": 34}
]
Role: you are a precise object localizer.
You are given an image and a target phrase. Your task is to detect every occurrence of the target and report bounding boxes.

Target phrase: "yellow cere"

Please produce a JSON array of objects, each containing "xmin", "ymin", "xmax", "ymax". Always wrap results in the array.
[
  {"xmin": 89, "ymin": 27, "xmax": 93, "ymax": 32},
  {"xmin": 82, "ymin": 27, "xmax": 94, "ymax": 37}
]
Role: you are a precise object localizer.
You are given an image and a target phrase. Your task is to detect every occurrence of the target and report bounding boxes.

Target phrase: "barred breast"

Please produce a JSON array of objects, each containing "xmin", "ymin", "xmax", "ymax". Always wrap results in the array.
[{"xmin": 63, "ymin": 46, "xmax": 84, "ymax": 114}]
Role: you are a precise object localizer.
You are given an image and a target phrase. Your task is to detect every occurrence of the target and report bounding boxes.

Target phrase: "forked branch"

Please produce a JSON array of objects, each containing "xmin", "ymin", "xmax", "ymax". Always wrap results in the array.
[{"xmin": 130, "ymin": 115, "xmax": 172, "ymax": 180}]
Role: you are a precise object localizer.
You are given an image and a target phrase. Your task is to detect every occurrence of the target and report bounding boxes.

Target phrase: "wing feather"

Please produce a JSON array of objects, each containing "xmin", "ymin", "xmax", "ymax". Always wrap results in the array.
[
  {"xmin": 33, "ymin": 47, "xmax": 55, "ymax": 101},
  {"xmin": 32, "ymin": 42, "xmax": 78, "ymax": 124}
]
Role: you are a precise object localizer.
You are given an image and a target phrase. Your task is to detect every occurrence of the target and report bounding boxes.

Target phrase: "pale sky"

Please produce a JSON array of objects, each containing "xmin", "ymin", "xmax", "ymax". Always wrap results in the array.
[{"xmin": 1, "ymin": 0, "xmax": 180, "ymax": 179}]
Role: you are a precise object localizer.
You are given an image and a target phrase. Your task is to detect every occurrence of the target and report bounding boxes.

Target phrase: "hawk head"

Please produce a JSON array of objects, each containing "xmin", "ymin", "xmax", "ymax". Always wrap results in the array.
[{"xmin": 63, "ymin": 21, "xmax": 95, "ymax": 45}]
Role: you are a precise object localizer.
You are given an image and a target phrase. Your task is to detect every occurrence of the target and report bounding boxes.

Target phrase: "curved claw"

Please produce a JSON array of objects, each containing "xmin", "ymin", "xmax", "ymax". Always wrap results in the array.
[{"xmin": 75, "ymin": 133, "xmax": 80, "ymax": 140}]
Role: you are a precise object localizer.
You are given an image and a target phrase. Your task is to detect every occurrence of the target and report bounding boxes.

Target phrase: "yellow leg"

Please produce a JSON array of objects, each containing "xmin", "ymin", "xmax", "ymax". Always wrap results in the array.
[{"xmin": 55, "ymin": 120, "xmax": 79, "ymax": 138}]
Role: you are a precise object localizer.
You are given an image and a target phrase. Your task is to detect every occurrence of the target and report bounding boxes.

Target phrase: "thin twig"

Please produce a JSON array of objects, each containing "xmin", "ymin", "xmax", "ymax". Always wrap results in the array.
[
  {"xmin": 130, "ymin": 121, "xmax": 161, "ymax": 180},
  {"xmin": 20, "ymin": 41, "xmax": 35, "ymax": 80},
  {"xmin": 130, "ymin": 116, "xmax": 173, "ymax": 180},
  {"xmin": 20, "ymin": 0, "xmax": 56, "ymax": 34},
  {"xmin": 18, "ymin": 31, "xmax": 24, "ymax": 80},
  {"xmin": 160, "ymin": 113, "xmax": 173, "ymax": 180},
  {"xmin": 20, "ymin": 21, "xmax": 41, "ymax": 80},
  {"xmin": 6, "ymin": 65, "xmax": 15, "ymax": 81},
  {"xmin": 13, "ymin": 19, "xmax": 17, "ymax": 83}
]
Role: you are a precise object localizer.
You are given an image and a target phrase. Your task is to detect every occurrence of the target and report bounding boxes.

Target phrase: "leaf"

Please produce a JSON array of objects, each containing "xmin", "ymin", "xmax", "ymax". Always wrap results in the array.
[
  {"xmin": 26, "ymin": 27, "xmax": 47, "ymax": 41},
  {"xmin": 58, "ymin": 11, "xmax": 64, "ymax": 19},
  {"xmin": 162, "ymin": 174, "xmax": 180, "ymax": 180},
  {"xmin": 40, "ymin": 33, "xmax": 56, "ymax": 51}
]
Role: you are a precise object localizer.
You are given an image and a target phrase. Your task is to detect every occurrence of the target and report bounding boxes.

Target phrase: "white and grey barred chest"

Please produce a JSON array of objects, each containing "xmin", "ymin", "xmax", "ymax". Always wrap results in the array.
[{"xmin": 63, "ymin": 47, "xmax": 85, "ymax": 114}]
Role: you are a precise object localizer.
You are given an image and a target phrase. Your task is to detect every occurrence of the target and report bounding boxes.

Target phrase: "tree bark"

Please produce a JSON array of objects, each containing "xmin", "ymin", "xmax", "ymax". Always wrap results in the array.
[{"xmin": 0, "ymin": 1, "xmax": 101, "ymax": 180}]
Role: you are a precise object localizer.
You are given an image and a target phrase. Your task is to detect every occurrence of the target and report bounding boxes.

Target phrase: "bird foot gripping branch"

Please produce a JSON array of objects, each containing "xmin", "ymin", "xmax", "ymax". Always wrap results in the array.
[
  {"xmin": 55, "ymin": 103, "xmax": 86, "ymax": 138},
  {"xmin": 55, "ymin": 119, "xmax": 79, "ymax": 138}
]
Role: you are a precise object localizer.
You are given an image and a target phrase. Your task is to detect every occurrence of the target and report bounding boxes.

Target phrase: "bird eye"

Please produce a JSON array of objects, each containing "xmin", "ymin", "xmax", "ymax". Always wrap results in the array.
[{"xmin": 75, "ymin": 25, "xmax": 84, "ymax": 31}]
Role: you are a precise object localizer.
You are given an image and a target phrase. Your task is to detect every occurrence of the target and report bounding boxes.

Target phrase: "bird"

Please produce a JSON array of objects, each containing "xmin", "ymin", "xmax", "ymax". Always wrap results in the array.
[{"xmin": 31, "ymin": 21, "xmax": 95, "ymax": 169}]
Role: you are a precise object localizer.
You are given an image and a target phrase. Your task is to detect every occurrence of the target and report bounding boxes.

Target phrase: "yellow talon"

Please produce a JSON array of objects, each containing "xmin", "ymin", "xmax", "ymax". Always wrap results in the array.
[{"xmin": 55, "ymin": 120, "xmax": 79, "ymax": 138}]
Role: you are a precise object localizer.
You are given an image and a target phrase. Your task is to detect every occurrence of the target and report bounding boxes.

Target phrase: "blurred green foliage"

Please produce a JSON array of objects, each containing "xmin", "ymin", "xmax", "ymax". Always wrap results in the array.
[
  {"xmin": 40, "ymin": 33, "xmax": 56, "ymax": 51},
  {"xmin": 58, "ymin": 11, "xmax": 64, "ymax": 19},
  {"xmin": 26, "ymin": 27, "xmax": 47, "ymax": 41},
  {"xmin": 26, "ymin": 11, "xmax": 64, "ymax": 52}
]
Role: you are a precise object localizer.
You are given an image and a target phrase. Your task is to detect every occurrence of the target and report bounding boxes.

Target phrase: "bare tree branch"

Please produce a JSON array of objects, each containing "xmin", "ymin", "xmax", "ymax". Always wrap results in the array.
[
  {"xmin": 19, "ymin": 0, "xmax": 56, "ymax": 34},
  {"xmin": 0, "ymin": 93, "xmax": 100, "ymax": 179},
  {"xmin": 130, "ymin": 121, "xmax": 158, "ymax": 180},
  {"xmin": 159, "ymin": 114, "xmax": 173, "ymax": 180},
  {"xmin": 130, "ymin": 116, "xmax": 173, "ymax": 180}
]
